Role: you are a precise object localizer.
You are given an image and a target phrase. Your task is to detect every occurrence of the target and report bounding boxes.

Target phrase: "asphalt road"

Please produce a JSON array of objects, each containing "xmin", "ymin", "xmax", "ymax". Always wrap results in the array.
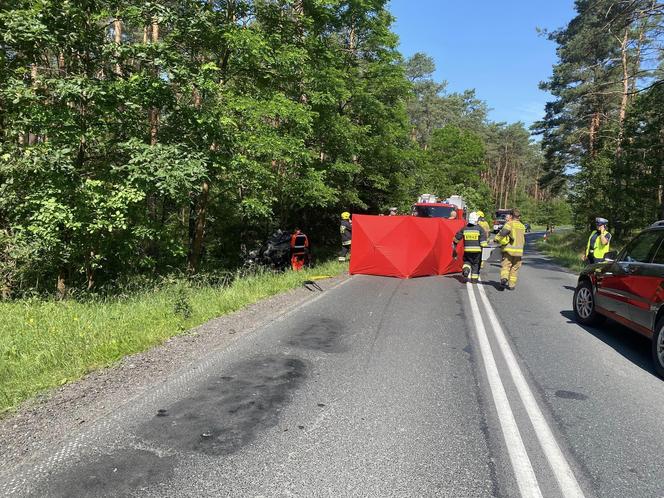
[{"xmin": 2, "ymin": 233, "xmax": 664, "ymax": 497}]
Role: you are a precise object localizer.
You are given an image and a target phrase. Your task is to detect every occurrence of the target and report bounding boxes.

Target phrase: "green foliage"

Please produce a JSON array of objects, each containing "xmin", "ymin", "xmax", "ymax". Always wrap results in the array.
[
  {"xmin": 536, "ymin": 0, "xmax": 664, "ymax": 233},
  {"xmin": 0, "ymin": 0, "xmax": 570, "ymax": 297},
  {"xmin": 0, "ymin": 0, "xmax": 416, "ymax": 295}
]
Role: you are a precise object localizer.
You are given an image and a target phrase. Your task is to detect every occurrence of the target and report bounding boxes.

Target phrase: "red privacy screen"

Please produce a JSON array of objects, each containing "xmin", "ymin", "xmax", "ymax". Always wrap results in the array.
[{"xmin": 349, "ymin": 215, "xmax": 466, "ymax": 278}]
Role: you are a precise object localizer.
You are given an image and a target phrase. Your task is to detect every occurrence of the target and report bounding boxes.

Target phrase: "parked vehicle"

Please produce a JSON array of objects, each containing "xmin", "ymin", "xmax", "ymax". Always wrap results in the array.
[
  {"xmin": 412, "ymin": 194, "xmax": 464, "ymax": 219},
  {"xmin": 493, "ymin": 209, "xmax": 512, "ymax": 233},
  {"xmin": 572, "ymin": 221, "xmax": 664, "ymax": 377}
]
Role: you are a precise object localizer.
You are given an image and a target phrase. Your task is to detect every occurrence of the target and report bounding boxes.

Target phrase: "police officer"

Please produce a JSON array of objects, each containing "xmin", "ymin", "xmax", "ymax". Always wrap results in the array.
[
  {"xmin": 585, "ymin": 217, "xmax": 612, "ymax": 264},
  {"xmin": 453, "ymin": 211, "xmax": 488, "ymax": 283},
  {"xmin": 495, "ymin": 208, "xmax": 525, "ymax": 290},
  {"xmin": 339, "ymin": 212, "xmax": 352, "ymax": 262}
]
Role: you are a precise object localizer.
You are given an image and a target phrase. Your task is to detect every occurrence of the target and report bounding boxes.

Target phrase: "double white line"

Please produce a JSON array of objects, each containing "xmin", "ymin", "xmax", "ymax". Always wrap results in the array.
[{"xmin": 466, "ymin": 282, "xmax": 586, "ymax": 498}]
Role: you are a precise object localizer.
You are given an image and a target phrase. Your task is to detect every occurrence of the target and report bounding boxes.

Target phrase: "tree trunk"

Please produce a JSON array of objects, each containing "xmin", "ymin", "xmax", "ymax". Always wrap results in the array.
[
  {"xmin": 617, "ymin": 28, "xmax": 630, "ymax": 150},
  {"xmin": 499, "ymin": 151, "xmax": 508, "ymax": 207},
  {"xmin": 113, "ymin": 18, "xmax": 122, "ymax": 76},
  {"xmin": 28, "ymin": 64, "xmax": 39, "ymax": 145},
  {"xmin": 85, "ymin": 251, "xmax": 95, "ymax": 290},
  {"xmin": 589, "ymin": 112, "xmax": 600, "ymax": 158},
  {"xmin": 56, "ymin": 268, "xmax": 67, "ymax": 300},
  {"xmin": 188, "ymin": 181, "xmax": 209, "ymax": 273},
  {"xmin": 149, "ymin": 17, "xmax": 159, "ymax": 145}
]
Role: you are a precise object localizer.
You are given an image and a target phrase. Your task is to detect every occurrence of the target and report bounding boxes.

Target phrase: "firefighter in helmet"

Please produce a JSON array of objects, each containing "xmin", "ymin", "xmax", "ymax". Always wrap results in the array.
[
  {"xmin": 495, "ymin": 208, "xmax": 526, "ymax": 290},
  {"xmin": 476, "ymin": 210, "xmax": 491, "ymax": 269},
  {"xmin": 476, "ymin": 211, "xmax": 490, "ymax": 239},
  {"xmin": 453, "ymin": 211, "xmax": 488, "ymax": 283},
  {"xmin": 339, "ymin": 211, "xmax": 352, "ymax": 262}
]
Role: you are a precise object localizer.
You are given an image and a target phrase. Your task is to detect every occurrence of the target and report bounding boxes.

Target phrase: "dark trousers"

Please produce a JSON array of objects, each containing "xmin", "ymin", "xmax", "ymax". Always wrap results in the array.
[
  {"xmin": 463, "ymin": 252, "xmax": 482, "ymax": 280},
  {"xmin": 587, "ymin": 254, "xmax": 604, "ymax": 264}
]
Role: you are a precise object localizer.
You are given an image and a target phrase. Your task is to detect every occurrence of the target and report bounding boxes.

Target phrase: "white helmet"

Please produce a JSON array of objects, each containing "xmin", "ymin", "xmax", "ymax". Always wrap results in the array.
[{"xmin": 468, "ymin": 211, "xmax": 479, "ymax": 225}]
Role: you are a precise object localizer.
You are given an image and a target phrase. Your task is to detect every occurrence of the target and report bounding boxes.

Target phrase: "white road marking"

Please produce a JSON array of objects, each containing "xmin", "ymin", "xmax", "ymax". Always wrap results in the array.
[
  {"xmin": 465, "ymin": 283, "xmax": 543, "ymax": 498},
  {"xmin": 476, "ymin": 282, "xmax": 586, "ymax": 498}
]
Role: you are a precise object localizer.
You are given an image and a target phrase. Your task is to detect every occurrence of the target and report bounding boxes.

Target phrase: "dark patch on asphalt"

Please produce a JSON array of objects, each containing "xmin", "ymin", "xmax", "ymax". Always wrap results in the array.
[
  {"xmin": 139, "ymin": 356, "xmax": 306, "ymax": 456},
  {"xmin": 40, "ymin": 448, "xmax": 175, "ymax": 498},
  {"xmin": 287, "ymin": 317, "xmax": 346, "ymax": 353},
  {"xmin": 555, "ymin": 390, "xmax": 589, "ymax": 401}
]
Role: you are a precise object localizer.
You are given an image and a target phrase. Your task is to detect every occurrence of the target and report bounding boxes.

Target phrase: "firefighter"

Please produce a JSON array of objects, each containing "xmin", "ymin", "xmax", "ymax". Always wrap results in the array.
[
  {"xmin": 477, "ymin": 211, "xmax": 491, "ymax": 239},
  {"xmin": 476, "ymin": 211, "xmax": 491, "ymax": 269},
  {"xmin": 453, "ymin": 211, "xmax": 488, "ymax": 283},
  {"xmin": 495, "ymin": 208, "xmax": 525, "ymax": 290},
  {"xmin": 388, "ymin": 207, "xmax": 398, "ymax": 216},
  {"xmin": 585, "ymin": 217, "xmax": 612, "ymax": 264},
  {"xmin": 339, "ymin": 212, "xmax": 352, "ymax": 262},
  {"xmin": 290, "ymin": 228, "xmax": 310, "ymax": 271}
]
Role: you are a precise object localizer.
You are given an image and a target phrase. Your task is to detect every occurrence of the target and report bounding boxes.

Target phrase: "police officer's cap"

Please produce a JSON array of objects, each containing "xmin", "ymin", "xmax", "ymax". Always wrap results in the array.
[{"xmin": 595, "ymin": 217, "xmax": 608, "ymax": 226}]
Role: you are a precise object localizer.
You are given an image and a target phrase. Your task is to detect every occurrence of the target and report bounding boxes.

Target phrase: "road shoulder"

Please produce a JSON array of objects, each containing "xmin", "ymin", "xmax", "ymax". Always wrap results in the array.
[{"xmin": 0, "ymin": 274, "xmax": 350, "ymax": 467}]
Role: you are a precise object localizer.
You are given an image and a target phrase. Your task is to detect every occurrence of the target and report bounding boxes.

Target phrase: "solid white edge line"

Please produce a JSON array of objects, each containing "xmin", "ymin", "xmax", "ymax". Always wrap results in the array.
[
  {"xmin": 476, "ymin": 282, "xmax": 586, "ymax": 498},
  {"xmin": 465, "ymin": 283, "xmax": 543, "ymax": 498}
]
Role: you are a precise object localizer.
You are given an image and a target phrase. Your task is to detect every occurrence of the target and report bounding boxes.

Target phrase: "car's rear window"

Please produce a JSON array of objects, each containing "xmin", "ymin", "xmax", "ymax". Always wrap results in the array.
[{"xmin": 414, "ymin": 205, "xmax": 454, "ymax": 218}]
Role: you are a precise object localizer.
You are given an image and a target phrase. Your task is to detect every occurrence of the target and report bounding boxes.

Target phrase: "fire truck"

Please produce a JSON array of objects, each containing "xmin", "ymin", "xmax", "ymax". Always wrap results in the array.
[{"xmin": 412, "ymin": 194, "xmax": 466, "ymax": 219}]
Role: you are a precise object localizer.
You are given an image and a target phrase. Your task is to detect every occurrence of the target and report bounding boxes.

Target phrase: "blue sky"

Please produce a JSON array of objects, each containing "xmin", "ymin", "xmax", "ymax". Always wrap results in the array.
[{"xmin": 389, "ymin": 0, "xmax": 577, "ymax": 127}]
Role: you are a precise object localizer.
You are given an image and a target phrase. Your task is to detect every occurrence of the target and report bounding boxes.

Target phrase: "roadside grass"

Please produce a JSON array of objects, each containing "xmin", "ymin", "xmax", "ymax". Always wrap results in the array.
[
  {"xmin": 535, "ymin": 231, "xmax": 588, "ymax": 272},
  {"xmin": 535, "ymin": 230, "xmax": 624, "ymax": 273},
  {"xmin": 0, "ymin": 261, "xmax": 346, "ymax": 415}
]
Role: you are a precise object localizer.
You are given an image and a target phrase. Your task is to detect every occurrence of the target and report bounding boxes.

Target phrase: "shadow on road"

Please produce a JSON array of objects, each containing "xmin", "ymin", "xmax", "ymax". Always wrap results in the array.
[
  {"xmin": 560, "ymin": 310, "xmax": 656, "ymax": 377},
  {"xmin": 444, "ymin": 274, "xmax": 505, "ymax": 291}
]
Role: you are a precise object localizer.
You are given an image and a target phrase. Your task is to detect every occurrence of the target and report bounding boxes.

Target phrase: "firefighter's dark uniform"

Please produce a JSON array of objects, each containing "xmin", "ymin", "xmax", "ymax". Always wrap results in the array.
[
  {"xmin": 454, "ymin": 224, "xmax": 488, "ymax": 282},
  {"xmin": 339, "ymin": 219, "xmax": 352, "ymax": 261}
]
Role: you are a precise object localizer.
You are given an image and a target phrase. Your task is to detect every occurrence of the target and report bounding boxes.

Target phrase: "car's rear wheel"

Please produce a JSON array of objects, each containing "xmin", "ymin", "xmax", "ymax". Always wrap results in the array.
[
  {"xmin": 573, "ymin": 280, "xmax": 604, "ymax": 325},
  {"xmin": 651, "ymin": 317, "xmax": 664, "ymax": 379}
]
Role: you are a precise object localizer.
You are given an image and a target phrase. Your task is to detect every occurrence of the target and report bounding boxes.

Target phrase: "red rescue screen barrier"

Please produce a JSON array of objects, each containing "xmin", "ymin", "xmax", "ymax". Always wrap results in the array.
[{"xmin": 349, "ymin": 215, "xmax": 466, "ymax": 278}]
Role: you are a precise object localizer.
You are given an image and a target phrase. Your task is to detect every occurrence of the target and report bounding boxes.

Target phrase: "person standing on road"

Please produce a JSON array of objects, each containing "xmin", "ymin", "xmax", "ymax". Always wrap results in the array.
[
  {"xmin": 477, "ymin": 211, "xmax": 491, "ymax": 239},
  {"xmin": 495, "ymin": 208, "xmax": 526, "ymax": 290},
  {"xmin": 585, "ymin": 217, "xmax": 612, "ymax": 264},
  {"xmin": 477, "ymin": 211, "xmax": 491, "ymax": 269},
  {"xmin": 453, "ymin": 211, "xmax": 488, "ymax": 283},
  {"xmin": 339, "ymin": 212, "xmax": 352, "ymax": 262}
]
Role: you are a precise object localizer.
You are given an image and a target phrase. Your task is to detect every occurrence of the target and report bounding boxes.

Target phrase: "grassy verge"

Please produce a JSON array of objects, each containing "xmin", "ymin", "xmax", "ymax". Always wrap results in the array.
[
  {"xmin": 535, "ymin": 230, "xmax": 624, "ymax": 272},
  {"xmin": 0, "ymin": 261, "xmax": 346, "ymax": 415},
  {"xmin": 535, "ymin": 231, "xmax": 588, "ymax": 272}
]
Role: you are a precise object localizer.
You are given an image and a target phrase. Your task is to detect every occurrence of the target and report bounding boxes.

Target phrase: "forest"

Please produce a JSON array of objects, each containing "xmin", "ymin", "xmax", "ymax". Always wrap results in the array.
[
  {"xmin": 535, "ymin": 0, "xmax": 664, "ymax": 236},
  {"xmin": 4, "ymin": 0, "xmax": 657, "ymax": 297}
]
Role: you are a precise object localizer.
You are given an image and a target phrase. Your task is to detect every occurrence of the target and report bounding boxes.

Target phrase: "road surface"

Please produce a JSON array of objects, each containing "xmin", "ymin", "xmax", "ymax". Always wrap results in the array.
[{"xmin": 1, "ymin": 233, "xmax": 663, "ymax": 497}]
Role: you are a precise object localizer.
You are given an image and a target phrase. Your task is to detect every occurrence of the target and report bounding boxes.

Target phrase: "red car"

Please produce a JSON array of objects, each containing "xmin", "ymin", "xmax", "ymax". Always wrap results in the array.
[{"xmin": 573, "ymin": 221, "xmax": 664, "ymax": 377}]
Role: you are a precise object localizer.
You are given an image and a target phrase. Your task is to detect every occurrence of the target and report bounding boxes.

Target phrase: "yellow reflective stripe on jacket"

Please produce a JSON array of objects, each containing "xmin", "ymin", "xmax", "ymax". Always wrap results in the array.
[
  {"xmin": 497, "ymin": 220, "xmax": 525, "ymax": 256},
  {"xmin": 464, "ymin": 247, "xmax": 482, "ymax": 253}
]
